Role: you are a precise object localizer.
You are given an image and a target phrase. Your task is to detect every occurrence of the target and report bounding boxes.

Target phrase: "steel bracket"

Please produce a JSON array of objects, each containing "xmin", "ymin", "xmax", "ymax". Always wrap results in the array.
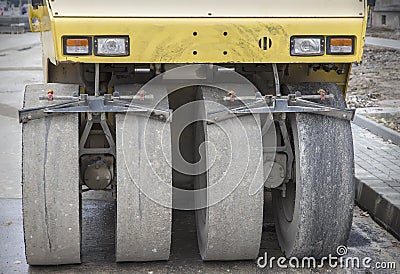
[
  {"xmin": 19, "ymin": 93, "xmax": 171, "ymax": 123},
  {"xmin": 79, "ymin": 113, "xmax": 116, "ymax": 157},
  {"xmin": 208, "ymin": 92, "xmax": 355, "ymax": 124}
]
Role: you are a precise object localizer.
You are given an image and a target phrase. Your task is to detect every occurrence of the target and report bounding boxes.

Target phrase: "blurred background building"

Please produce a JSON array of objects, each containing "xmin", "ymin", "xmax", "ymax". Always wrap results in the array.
[
  {"xmin": 371, "ymin": 0, "xmax": 400, "ymax": 29},
  {"xmin": 0, "ymin": 0, "xmax": 29, "ymax": 33}
]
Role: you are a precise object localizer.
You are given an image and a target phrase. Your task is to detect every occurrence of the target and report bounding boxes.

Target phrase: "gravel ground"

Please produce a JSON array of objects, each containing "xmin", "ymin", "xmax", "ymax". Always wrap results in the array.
[{"xmin": 347, "ymin": 28, "xmax": 400, "ymax": 132}]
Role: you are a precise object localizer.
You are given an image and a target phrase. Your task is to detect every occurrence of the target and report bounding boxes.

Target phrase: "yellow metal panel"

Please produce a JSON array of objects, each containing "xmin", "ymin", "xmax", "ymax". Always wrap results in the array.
[
  {"xmin": 49, "ymin": 0, "xmax": 365, "ymax": 18},
  {"xmin": 28, "ymin": 5, "xmax": 50, "ymax": 32},
  {"xmin": 283, "ymin": 64, "xmax": 351, "ymax": 93},
  {"xmin": 50, "ymin": 17, "xmax": 367, "ymax": 64}
]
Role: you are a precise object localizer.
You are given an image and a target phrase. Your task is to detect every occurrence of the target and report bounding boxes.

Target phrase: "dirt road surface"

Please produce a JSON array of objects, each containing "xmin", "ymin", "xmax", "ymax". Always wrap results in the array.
[{"xmin": 348, "ymin": 29, "xmax": 400, "ymax": 132}]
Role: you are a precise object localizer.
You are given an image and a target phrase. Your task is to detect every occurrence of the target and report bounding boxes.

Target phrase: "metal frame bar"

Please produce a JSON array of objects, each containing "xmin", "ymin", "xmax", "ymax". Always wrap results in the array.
[
  {"xmin": 19, "ymin": 94, "xmax": 171, "ymax": 123},
  {"xmin": 277, "ymin": 119, "xmax": 294, "ymax": 182},
  {"xmin": 19, "ymin": 90, "xmax": 354, "ymax": 125},
  {"xmin": 272, "ymin": 63, "xmax": 281, "ymax": 97},
  {"xmin": 263, "ymin": 116, "xmax": 294, "ymax": 184},
  {"xmin": 79, "ymin": 113, "xmax": 116, "ymax": 157},
  {"xmin": 95, "ymin": 63, "xmax": 100, "ymax": 97},
  {"xmin": 208, "ymin": 94, "xmax": 355, "ymax": 124}
]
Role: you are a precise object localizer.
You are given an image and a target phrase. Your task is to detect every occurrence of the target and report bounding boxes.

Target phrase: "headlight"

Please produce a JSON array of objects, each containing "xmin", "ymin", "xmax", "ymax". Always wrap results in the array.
[
  {"xmin": 290, "ymin": 37, "xmax": 324, "ymax": 56},
  {"xmin": 63, "ymin": 37, "xmax": 91, "ymax": 55},
  {"xmin": 94, "ymin": 36, "xmax": 129, "ymax": 56},
  {"xmin": 327, "ymin": 37, "xmax": 354, "ymax": 54}
]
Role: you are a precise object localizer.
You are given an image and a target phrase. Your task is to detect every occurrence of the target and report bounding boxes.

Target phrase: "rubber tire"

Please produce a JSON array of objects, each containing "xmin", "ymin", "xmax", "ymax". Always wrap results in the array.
[
  {"xmin": 22, "ymin": 84, "xmax": 81, "ymax": 265},
  {"xmin": 115, "ymin": 86, "xmax": 172, "ymax": 262},
  {"xmin": 272, "ymin": 83, "xmax": 355, "ymax": 258},
  {"xmin": 195, "ymin": 86, "xmax": 264, "ymax": 261}
]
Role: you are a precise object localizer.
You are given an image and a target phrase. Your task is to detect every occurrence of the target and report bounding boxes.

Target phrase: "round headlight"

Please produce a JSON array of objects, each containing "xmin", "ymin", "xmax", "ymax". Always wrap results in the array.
[
  {"xmin": 95, "ymin": 36, "xmax": 129, "ymax": 56},
  {"xmin": 105, "ymin": 39, "xmax": 119, "ymax": 52},
  {"xmin": 300, "ymin": 40, "xmax": 318, "ymax": 52},
  {"xmin": 290, "ymin": 37, "xmax": 324, "ymax": 56}
]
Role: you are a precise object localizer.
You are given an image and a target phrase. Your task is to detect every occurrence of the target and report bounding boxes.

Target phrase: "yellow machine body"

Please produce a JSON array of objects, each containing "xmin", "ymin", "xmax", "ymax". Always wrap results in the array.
[
  {"xmin": 31, "ymin": 1, "xmax": 368, "ymax": 64},
  {"xmin": 29, "ymin": 0, "xmax": 369, "ymax": 92}
]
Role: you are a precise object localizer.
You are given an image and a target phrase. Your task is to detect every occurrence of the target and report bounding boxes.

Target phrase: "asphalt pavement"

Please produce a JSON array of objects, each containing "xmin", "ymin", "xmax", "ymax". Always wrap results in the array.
[
  {"xmin": 365, "ymin": 37, "xmax": 400, "ymax": 50},
  {"xmin": 0, "ymin": 33, "xmax": 399, "ymax": 273}
]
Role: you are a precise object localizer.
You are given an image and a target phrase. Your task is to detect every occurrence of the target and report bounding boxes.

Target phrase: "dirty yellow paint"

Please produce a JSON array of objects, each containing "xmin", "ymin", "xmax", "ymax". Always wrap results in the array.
[
  {"xmin": 37, "ymin": 16, "xmax": 368, "ymax": 64},
  {"xmin": 28, "ymin": 5, "xmax": 51, "ymax": 32},
  {"xmin": 48, "ymin": 0, "xmax": 365, "ymax": 18}
]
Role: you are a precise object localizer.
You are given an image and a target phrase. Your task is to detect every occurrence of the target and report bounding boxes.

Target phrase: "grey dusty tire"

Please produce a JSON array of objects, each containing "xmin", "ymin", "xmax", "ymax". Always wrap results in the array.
[
  {"xmin": 195, "ymin": 86, "xmax": 264, "ymax": 261},
  {"xmin": 272, "ymin": 83, "xmax": 355, "ymax": 258},
  {"xmin": 115, "ymin": 85, "xmax": 172, "ymax": 262},
  {"xmin": 22, "ymin": 84, "xmax": 81, "ymax": 265}
]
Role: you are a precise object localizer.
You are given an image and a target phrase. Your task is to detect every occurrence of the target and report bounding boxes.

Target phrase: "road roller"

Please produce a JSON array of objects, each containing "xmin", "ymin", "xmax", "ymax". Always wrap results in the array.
[{"xmin": 20, "ymin": 0, "xmax": 373, "ymax": 265}]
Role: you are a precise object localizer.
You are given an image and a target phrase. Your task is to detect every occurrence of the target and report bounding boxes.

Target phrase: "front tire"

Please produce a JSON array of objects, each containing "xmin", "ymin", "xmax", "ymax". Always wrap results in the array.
[{"xmin": 272, "ymin": 83, "xmax": 354, "ymax": 258}]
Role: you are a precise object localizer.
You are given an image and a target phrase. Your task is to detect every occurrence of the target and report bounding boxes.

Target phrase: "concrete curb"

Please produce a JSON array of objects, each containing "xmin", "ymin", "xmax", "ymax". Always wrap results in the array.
[
  {"xmin": 353, "ymin": 114, "xmax": 400, "ymax": 145},
  {"xmin": 355, "ymin": 177, "xmax": 400, "ymax": 240}
]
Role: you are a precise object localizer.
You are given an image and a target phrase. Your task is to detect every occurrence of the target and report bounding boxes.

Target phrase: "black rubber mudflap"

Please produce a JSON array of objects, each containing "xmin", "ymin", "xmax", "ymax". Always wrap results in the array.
[{"xmin": 22, "ymin": 84, "xmax": 81, "ymax": 265}]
